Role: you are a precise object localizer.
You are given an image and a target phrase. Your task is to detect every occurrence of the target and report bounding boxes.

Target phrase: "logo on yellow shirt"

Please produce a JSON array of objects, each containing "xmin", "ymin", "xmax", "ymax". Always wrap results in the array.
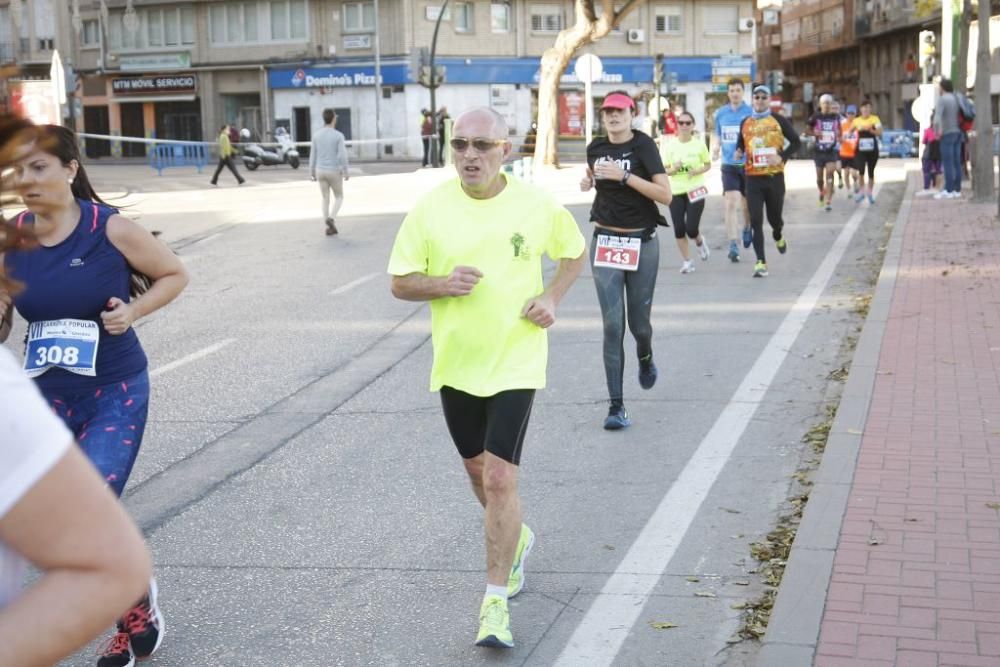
[{"xmin": 510, "ymin": 233, "xmax": 531, "ymax": 261}]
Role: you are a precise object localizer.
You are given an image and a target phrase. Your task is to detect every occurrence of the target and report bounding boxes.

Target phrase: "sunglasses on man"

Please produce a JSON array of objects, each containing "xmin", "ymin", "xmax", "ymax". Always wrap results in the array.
[{"xmin": 450, "ymin": 137, "xmax": 506, "ymax": 152}]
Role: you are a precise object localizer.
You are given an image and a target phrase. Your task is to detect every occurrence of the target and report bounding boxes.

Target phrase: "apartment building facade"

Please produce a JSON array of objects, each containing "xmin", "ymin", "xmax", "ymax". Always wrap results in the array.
[
  {"xmin": 3, "ymin": 0, "xmax": 756, "ymax": 159},
  {"xmin": 772, "ymin": 0, "xmax": 860, "ymax": 121}
]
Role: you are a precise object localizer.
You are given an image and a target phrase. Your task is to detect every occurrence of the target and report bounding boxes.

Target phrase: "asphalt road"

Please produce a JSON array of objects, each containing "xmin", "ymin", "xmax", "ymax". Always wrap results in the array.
[{"xmin": 5, "ymin": 158, "xmax": 908, "ymax": 666}]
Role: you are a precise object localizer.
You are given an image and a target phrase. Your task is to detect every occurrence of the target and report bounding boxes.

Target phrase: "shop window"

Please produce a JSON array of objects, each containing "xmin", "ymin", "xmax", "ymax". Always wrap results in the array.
[
  {"xmin": 344, "ymin": 1, "xmax": 375, "ymax": 33},
  {"xmin": 491, "ymin": 1, "xmax": 511, "ymax": 33},
  {"xmin": 655, "ymin": 5, "xmax": 682, "ymax": 34},
  {"xmin": 454, "ymin": 2, "xmax": 473, "ymax": 33},
  {"xmin": 530, "ymin": 5, "xmax": 563, "ymax": 33},
  {"xmin": 703, "ymin": 3, "xmax": 738, "ymax": 35}
]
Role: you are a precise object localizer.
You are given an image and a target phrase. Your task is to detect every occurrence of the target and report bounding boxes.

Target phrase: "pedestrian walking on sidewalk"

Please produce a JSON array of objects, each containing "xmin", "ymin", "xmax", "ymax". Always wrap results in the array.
[
  {"xmin": 310, "ymin": 109, "xmax": 350, "ymax": 236},
  {"xmin": 734, "ymin": 84, "xmax": 800, "ymax": 278},
  {"xmin": 581, "ymin": 91, "xmax": 672, "ymax": 430},
  {"xmin": 933, "ymin": 78, "xmax": 964, "ymax": 199},
  {"xmin": 420, "ymin": 109, "xmax": 434, "ymax": 167},
  {"xmin": 210, "ymin": 124, "xmax": 245, "ymax": 186},
  {"xmin": 388, "ymin": 107, "xmax": 586, "ymax": 650},
  {"xmin": 711, "ymin": 78, "xmax": 752, "ymax": 263},
  {"xmin": 2, "ymin": 124, "xmax": 188, "ymax": 667},
  {"xmin": 663, "ymin": 110, "xmax": 711, "ymax": 274},
  {"xmin": 851, "ymin": 100, "xmax": 882, "ymax": 204}
]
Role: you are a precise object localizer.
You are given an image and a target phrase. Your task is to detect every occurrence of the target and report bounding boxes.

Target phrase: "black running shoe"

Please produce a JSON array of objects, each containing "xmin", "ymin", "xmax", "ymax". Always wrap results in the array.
[
  {"xmin": 638, "ymin": 354, "xmax": 658, "ymax": 390},
  {"xmin": 96, "ymin": 630, "xmax": 134, "ymax": 667},
  {"xmin": 603, "ymin": 402, "xmax": 631, "ymax": 430},
  {"xmin": 122, "ymin": 580, "xmax": 165, "ymax": 659}
]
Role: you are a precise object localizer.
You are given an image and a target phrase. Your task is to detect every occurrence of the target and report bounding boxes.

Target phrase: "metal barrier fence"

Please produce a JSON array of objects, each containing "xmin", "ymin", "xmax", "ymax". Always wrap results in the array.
[{"xmin": 148, "ymin": 143, "xmax": 209, "ymax": 176}]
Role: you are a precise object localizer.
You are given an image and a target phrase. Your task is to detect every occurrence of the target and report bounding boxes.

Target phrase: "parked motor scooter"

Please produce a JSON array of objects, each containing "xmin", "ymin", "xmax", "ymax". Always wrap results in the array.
[
  {"xmin": 275, "ymin": 127, "xmax": 300, "ymax": 169},
  {"xmin": 240, "ymin": 127, "xmax": 300, "ymax": 170}
]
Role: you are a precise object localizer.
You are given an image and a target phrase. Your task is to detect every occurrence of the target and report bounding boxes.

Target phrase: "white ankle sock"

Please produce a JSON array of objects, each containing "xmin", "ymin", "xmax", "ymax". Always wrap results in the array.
[{"xmin": 484, "ymin": 584, "xmax": 508, "ymax": 603}]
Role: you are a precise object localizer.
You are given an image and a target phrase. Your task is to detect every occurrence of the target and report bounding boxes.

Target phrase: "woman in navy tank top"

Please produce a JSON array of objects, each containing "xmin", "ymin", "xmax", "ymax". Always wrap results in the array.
[{"xmin": 1, "ymin": 125, "xmax": 187, "ymax": 667}]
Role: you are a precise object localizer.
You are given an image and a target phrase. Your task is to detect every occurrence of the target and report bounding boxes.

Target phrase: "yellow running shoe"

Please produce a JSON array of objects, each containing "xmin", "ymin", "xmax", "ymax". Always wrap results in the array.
[
  {"xmin": 475, "ymin": 596, "xmax": 514, "ymax": 648},
  {"xmin": 507, "ymin": 524, "xmax": 535, "ymax": 598}
]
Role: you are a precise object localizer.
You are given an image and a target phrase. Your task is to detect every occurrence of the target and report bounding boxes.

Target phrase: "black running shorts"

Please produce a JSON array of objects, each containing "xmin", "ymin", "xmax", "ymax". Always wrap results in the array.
[{"xmin": 439, "ymin": 386, "xmax": 536, "ymax": 465}]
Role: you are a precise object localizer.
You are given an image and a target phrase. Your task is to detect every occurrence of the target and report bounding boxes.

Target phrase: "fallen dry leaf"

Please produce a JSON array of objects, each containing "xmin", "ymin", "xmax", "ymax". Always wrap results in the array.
[
  {"xmin": 694, "ymin": 591, "xmax": 717, "ymax": 598},
  {"xmin": 649, "ymin": 621, "xmax": 677, "ymax": 630}
]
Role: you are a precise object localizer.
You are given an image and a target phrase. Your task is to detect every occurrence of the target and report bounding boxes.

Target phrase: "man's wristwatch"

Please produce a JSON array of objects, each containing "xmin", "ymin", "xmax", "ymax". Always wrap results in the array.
[{"xmin": 621, "ymin": 172, "xmax": 631, "ymax": 186}]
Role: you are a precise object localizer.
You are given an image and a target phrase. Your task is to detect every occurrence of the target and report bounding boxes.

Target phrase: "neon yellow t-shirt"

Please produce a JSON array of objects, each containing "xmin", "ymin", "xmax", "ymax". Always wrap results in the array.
[
  {"xmin": 662, "ymin": 137, "xmax": 710, "ymax": 194},
  {"xmin": 387, "ymin": 175, "xmax": 586, "ymax": 396}
]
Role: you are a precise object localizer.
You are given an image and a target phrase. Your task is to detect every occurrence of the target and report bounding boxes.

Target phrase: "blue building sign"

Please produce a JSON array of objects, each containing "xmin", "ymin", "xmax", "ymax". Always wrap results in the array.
[
  {"xmin": 269, "ymin": 57, "xmax": 754, "ymax": 89},
  {"xmin": 269, "ymin": 65, "xmax": 409, "ymax": 89}
]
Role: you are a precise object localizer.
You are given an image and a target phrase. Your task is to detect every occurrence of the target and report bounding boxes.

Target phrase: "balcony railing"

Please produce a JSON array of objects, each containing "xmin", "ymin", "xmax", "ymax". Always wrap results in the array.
[{"xmin": 855, "ymin": 0, "xmax": 940, "ymax": 38}]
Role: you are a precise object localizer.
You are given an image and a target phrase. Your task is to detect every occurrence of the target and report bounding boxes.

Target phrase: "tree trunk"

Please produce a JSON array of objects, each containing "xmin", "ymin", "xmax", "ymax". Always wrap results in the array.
[
  {"xmin": 532, "ymin": 1, "xmax": 644, "ymax": 167},
  {"xmin": 535, "ymin": 47, "xmax": 577, "ymax": 168},
  {"xmin": 955, "ymin": 0, "xmax": 971, "ymax": 90},
  {"xmin": 972, "ymin": 0, "xmax": 995, "ymax": 202}
]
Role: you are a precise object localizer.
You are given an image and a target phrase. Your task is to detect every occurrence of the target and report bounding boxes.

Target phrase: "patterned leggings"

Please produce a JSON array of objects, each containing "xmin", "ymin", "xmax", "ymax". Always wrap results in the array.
[{"xmin": 42, "ymin": 369, "xmax": 150, "ymax": 497}]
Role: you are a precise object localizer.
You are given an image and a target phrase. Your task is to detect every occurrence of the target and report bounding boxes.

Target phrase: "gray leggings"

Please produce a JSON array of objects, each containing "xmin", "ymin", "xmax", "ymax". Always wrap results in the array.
[{"xmin": 590, "ymin": 229, "xmax": 660, "ymax": 401}]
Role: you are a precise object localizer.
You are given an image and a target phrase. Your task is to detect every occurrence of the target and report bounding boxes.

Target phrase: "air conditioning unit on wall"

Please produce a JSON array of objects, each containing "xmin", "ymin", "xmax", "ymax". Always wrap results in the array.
[
  {"xmin": 738, "ymin": 18, "xmax": 755, "ymax": 32},
  {"xmin": 627, "ymin": 28, "xmax": 645, "ymax": 44}
]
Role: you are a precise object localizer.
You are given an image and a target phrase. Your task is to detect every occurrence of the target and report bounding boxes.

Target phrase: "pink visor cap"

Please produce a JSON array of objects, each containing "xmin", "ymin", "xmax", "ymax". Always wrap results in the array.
[{"xmin": 600, "ymin": 93, "xmax": 635, "ymax": 111}]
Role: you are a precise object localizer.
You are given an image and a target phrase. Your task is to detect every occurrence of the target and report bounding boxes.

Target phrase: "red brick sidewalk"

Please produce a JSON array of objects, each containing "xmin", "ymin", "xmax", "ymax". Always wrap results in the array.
[{"xmin": 815, "ymin": 193, "xmax": 1000, "ymax": 666}]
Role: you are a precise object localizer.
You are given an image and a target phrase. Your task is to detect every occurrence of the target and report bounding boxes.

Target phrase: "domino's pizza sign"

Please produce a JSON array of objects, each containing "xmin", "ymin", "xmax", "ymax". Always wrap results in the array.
[{"xmin": 269, "ymin": 65, "xmax": 408, "ymax": 89}]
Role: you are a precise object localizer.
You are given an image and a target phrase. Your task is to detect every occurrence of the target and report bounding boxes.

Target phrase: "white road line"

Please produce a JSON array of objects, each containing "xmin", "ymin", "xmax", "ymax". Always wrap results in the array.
[
  {"xmin": 554, "ymin": 186, "xmax": 881, "ymax": 666},
  {"xmin": 330, "ymin": 272, "xmax": 380, "ymax": 296},
  {"xmin": 149, "ymin": 339, "xmax": 237, "ymax": 378}
]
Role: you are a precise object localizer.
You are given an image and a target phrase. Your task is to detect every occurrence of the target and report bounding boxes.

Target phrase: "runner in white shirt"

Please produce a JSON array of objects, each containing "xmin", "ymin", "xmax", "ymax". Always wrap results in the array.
[{"xmin": 0, "ymin": 345, "xmax": 152, "ymax": 666}]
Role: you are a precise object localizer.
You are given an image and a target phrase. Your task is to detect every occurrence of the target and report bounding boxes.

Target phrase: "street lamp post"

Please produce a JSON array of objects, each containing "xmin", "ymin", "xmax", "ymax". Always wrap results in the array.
[{"xmin": 373, "ymin": 0, "xmax": 382, "ymax": 160}]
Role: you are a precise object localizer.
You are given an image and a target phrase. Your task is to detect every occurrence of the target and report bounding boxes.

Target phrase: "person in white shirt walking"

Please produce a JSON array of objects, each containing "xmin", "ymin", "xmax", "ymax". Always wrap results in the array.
[{"xmin": 310, "ymin": 109, "xmax": 350, "ymax": 236}]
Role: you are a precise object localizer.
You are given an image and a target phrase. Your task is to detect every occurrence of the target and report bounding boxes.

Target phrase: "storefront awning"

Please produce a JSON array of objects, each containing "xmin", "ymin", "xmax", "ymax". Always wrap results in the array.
[{"xmin": 111, "ymin": 95, "xmax": 196, "ymax": 103}]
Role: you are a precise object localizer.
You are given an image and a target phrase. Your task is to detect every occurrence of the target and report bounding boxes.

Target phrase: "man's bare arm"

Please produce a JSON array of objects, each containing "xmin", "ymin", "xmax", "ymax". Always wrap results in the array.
[{"xmin": 391, "ymin": 266, "xmax": 484, "ymax": 301}]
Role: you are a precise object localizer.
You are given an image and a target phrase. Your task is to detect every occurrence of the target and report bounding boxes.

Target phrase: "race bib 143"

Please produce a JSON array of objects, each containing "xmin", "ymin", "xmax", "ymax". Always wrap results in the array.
[{"xmin": 593, "ymin": 234, "xmax": 641, "ymax": 271}]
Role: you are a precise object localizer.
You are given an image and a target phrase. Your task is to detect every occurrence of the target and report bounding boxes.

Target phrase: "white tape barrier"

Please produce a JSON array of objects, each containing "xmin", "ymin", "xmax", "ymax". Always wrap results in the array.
[{"xmin": 77, "ymin": 132, "xmax": 410, "ymax": 149}]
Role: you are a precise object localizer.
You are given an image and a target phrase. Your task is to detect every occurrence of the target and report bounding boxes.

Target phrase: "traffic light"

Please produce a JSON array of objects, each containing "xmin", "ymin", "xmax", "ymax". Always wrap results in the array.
[
  {"xmin": 653, "ymin": 54, "xmax": 663, "ymax": 89},
  {"xmin": 418, "ymin": 65, "xmax": 446, "ymax": 87},
  {"xmin": 409, "ymin": 47, "xmax": 429, "ymax": 83},
  {"xmin": 667, "ymin": 71, "xmax": 678, "ymax": 94},
  {"xmin": 772, "ymin": 70, "xmax": 784, "ymax": 93}
]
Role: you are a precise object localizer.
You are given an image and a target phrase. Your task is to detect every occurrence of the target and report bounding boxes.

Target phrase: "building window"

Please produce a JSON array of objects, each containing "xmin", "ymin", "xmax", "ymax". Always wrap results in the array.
[
  {"xmin": 269, "ymin": 0, "xmax": 306, "ymax": 40},
  {"xmin": 181, "ymin": 7, "xmax": 195, "ymax": 43},
  {"xmin": 655, "ymin": 5, "xmax": 682, "ymax": 34},
  {"xmin": 209, "ymin": 1, "xmax": 304, "ymax": 45},
  {"xmin": 111, "ymin": 7, "xmax": 197, "ymax": 50},
  {"xmin": 344, "ymin": 1, "xmax": 375, "ymax": 32},
  {"xmin": 82, "ymin": 19, "xmax": 100, "ymax": 47},
  {"xmin": 531, "ymin": 4, "xmax": 563, "ymax": 32},
  {"xmin": 703, "ymin": 3, "xmax": 738, "ymax": 35},
  {"xmin": 491, "ymin": 1, "xmax": 511, "ymax": 32},
  {"xmin": 454, "ymin": 2, "xmax": 473, "ymax": 32}
]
